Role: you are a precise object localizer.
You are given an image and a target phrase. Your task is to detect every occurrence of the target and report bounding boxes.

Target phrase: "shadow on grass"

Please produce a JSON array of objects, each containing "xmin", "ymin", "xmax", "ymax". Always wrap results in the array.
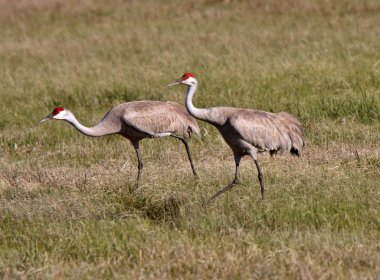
[{"xmin": 120, "ymin": 191, "xmax": 183, "ymax": 226}]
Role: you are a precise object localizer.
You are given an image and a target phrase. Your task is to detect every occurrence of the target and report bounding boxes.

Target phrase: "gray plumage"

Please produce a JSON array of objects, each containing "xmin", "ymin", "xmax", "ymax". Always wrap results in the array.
[
  {"xmin": 168, "ymin": 73, "xmax": 304, "ymax": 203},
  {"xmin": 39, "ymin": 100, "xmax": 200, "ymax": 181},
  {"xmin": 202, "ymin": 108, "xmax": 304, "ymax": 156}
]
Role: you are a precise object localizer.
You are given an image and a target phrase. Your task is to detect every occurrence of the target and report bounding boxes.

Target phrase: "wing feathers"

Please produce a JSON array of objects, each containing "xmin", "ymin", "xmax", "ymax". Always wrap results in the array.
[{"xmin": 117, "ymin": 101, "xmax": 199, "ymax": 138}]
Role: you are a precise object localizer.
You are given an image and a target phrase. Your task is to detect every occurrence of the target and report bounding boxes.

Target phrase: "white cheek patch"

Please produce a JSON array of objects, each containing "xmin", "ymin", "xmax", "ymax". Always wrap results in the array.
[{"xmin": 54, "ymin": 111, "xmax": 66, "ymax": 119}]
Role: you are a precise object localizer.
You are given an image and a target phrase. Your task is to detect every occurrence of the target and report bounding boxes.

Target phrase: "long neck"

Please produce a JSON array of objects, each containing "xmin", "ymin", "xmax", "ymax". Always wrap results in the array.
[
  {"xmin": 66, "ymin": 114, "xmax": 115, "ymax": 137},
  {"xmin": 185, "ymin": 84, "xmax": 210, "ymax": 122}
]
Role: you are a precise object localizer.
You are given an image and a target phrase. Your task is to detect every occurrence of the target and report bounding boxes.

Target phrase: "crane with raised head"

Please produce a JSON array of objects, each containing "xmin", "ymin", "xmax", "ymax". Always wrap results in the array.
[
  {"xmin": 39, "ymin": 100, "xmax": 200, "ymax": 181},
  {"xmin": 168, "ymin": 73, "xmax": 304, "ymax": 204}
]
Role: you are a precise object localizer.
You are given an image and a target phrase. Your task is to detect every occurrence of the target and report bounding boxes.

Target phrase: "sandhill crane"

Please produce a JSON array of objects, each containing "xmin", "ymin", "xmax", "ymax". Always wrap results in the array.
[
  {"xmin": 168, "ymin": 73, "xmax": 304, "ymax": 204},
  {"xmin": 39, "ymin": 100, "xmax": 200, "ymax": 182}
]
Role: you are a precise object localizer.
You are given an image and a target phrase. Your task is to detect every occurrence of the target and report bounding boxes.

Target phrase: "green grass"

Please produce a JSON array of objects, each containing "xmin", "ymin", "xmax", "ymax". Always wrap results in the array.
[{"xmin": 0, "ymin": 0, "xmax": 379, "ymax": 278}]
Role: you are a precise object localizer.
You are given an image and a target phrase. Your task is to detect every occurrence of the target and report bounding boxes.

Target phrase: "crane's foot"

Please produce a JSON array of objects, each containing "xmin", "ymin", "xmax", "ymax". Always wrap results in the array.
[
  {"xmin": 193, "ymin": 170, "xmax": 200, "ymax": 180},
  {"xmin": 202, "ymin": 179, "xmax": 240, "ymax": 207},
  {"xmin": 128, "ymin": 180, "xmax": 140, "ymax": 193}
]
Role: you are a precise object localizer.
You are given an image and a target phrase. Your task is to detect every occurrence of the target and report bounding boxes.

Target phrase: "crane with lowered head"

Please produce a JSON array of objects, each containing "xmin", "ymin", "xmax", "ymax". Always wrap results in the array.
[
  {"xmin": 39, "ymin": 100, "xmax": 200, "ymax": 182},
  {"xmin": 168, "ymin": 73, "xmax": 304, "ymax": 204}
]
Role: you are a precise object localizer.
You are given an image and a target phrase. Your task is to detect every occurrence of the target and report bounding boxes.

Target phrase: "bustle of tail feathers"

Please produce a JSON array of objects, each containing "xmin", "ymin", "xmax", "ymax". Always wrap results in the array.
[
  {"xmin": 276, "ymin": 112, "xmax": 304, "ymax": 157},
  {"xmin": 177, "ymin": 108, "xmax": 200, "ymax": 138},
  {"xmin": 290, "ymin": 147, "xmax": 301, "ymax": 156},
  {"xmin": 288, "ymin": 125, "xmax": 304, "ymax": 157},
  {"xmin": 168, "ymin": 102, "xmax": 200, "ymax": 138},
  {"xmin": 182, "ymin": 111, "xmax": 200, "ymax": 137}
]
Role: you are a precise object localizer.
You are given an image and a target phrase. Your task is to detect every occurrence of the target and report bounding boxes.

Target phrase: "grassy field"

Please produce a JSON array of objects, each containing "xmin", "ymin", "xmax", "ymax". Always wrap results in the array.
[{"xmin": 0, "ymin": 0, "xmax": 379, "ymax": 278}]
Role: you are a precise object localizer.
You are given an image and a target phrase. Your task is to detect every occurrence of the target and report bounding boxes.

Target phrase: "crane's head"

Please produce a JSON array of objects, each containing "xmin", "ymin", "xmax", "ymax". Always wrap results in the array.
[
  {"xmin": 39, "ymin": 107, "xmax": 73, "ymax": 124},
  {"xmin": 167, "ymin": 73, "xmax": 198, "ymax": 87}
]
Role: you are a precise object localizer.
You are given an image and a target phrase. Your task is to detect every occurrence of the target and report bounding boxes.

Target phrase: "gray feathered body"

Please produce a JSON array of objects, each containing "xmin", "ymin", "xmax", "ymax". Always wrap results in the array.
[
  {"xmin": 42, "ymin": 100, "xmax": 200, "ymax": 180},
  {"xmin": 199, "ymin": 107, "xmax": 304, "ymax": 157},
  {"xmin": 88, "ymin": 100, "xmax": 200, "ymax": 141}
]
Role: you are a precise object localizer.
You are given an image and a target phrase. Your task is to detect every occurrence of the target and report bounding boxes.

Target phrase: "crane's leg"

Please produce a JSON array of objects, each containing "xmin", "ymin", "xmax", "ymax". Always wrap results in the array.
[
  {"xmin": 132, "ymin": 141, "xmax": 143, "ymax": 182},
  {"xmin": 204, "ymin": 154, "xmax": 241, "ymax": 206},
  {"xmin": 171, "ymin": 135, "xmax": 198, "ymax": 178},
  {"xmin": 249, "ymin": 151, "xmax": 265, "ymax": 199},
  {"xmin": 255, "ymin": 159, "xmax": 265, "ymax": 200}
]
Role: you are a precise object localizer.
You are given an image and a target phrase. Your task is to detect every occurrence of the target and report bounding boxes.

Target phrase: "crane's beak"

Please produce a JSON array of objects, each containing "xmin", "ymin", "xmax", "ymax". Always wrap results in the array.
[
  {"xmin": 39, "ymin": 113, "xmax": 53, "ymax": 124},
  {"xmin": 166, "ymin": 79, "xmax": 181, "ymax": 87}
]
